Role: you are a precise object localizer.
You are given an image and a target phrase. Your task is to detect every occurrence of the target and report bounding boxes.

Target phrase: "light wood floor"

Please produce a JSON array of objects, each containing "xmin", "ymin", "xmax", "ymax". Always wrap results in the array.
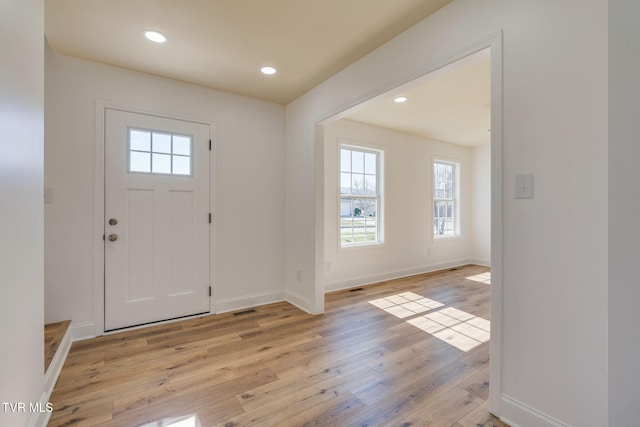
[
  {"xmin": 45, "ymin": 320, "xmax": 71, "ymax": 372},
  {"xmin": 48, "ymin": 264, "xmax": 506, "ymax": 427}
]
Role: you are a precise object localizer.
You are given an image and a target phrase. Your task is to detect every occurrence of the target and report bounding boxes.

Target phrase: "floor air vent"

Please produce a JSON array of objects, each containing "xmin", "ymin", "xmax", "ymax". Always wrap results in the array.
[{"xmin": 233, "ymin": 309, "xmax": 257, "ymax": 316}]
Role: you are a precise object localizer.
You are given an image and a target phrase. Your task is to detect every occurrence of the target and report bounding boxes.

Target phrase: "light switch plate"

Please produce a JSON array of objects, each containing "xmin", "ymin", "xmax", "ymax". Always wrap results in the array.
[
  {"xmin": 44, "ymin": 187, "xmax": 54, "ymax": 204},
  {"xmin": 515, "ymin": 173, "xmax": 534, "ymax": 199}
]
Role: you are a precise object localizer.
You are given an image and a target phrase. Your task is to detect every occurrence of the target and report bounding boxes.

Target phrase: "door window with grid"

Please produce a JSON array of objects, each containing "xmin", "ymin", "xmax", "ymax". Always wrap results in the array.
[
  {"xmin": 433, "ymin": 160, "xmax": 459, "ymax": 238},
  {"xmin": 129, "ymin": 128, "xmax": 192, "ymax": 176},
  {"xmin": 340, "ymin": 145, "xmax": 383, "ymax": 247}
]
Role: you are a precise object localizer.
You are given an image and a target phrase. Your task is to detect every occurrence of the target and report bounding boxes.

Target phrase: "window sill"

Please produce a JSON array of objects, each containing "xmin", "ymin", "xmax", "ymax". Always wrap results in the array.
[
  {"xmin": 339, "ymin": 241, "xmax": 385, "ymax": 251},
  {"xmin": 433, "ymin": 235, "xmax": 462, "ymax": 242}
]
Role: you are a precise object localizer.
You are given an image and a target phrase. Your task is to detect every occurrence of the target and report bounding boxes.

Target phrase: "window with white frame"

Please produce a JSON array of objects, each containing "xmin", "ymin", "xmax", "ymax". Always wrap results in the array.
[
  {"xmin": 433, "ymin": 160, "xmax": 459, "ymax": 238},
  {"xmin": 340, "ymin": 145, "xmax": 383, "ymax": 247},
  {"xmin": 128, "ymin": 128, "xmax": 193, "ymax": 176}
]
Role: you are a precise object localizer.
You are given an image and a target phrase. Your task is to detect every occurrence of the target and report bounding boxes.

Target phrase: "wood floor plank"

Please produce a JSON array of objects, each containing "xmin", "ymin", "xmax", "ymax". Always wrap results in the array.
[
  {"xmin": 281, "ymin": 392, "xmax": 367, "ymax": 427},
  {"xmin": 220, "ymin": 364, "xmax": 379, "ymax": 427},
  {"xmin": 47, "ymin": 400, "xmax": 113, "ymax": 427},
  {"xmin": 237, "ymin": 352, "xmax": 378, "ymax": 412},
  {"xmin": 458, "ymin": 364, "xmax": 491, "ymax": 401},
  {"xmin": 112, "ymin": 368, "xmax": 278, "ymax": 424},
  {"xmin": 455, "ymin": 399, "xmax": 509, "ymax": 427},
  {"xmin": 48, "ymin": 265, "xmax": 504, "ymax": 427},
  {"xmin": 49, "ymin": 372, "xmax": 170, "ymax": 414},
  {"xmin": 351, "ymin": 343, "xmax": 466, "ymax": 406},
  {"xmin": 112, "ymin": 366, "xmax": 276, "ymax": 417},
  {"xmin": 266, "ymin": 344, "xmax": 392, "ymax": 381},
  {"xmin": 396, "ymin": 386, "xmax": 484, "ymax": 427},
  {"xmin": 340, "ymin": 360, "xmax": 477, "ymax": 427}
]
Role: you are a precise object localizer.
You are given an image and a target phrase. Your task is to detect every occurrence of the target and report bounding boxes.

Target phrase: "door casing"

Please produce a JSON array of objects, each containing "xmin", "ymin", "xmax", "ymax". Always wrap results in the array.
[
  {"xmin": 103, "ymin": 108, "xmax": 212, "ymax": 331},
  {"xmin": 94, "ymin": 100, "xmax": 217, "ymax": 336}
]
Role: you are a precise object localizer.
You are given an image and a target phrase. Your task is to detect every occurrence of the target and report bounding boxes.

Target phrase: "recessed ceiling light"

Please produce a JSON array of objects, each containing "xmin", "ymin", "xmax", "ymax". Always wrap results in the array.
[
  {"xmin": 144, "ymin": 30, "xmax": 167, "ymax": 43},
  {"xmin": 261, "ymin": 66, "xmax": 277, "ymax": 75},
  {"xmin": 394, "ymin": 96, "xmax": 408, "ymax": 103}
]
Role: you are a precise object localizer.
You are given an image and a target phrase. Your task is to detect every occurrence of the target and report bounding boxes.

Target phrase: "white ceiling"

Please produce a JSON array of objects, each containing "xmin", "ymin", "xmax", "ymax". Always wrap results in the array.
[
  {"xmin": 345, "ymin": 49, "xmax": 491, "ymax": 147},
  {"xmin": 45, "ymin": 0, "xmax": 489, "ymax": 147},
  {"xmin": 45, "ymin": 0, "xmax": 452, "ymax": 105}
]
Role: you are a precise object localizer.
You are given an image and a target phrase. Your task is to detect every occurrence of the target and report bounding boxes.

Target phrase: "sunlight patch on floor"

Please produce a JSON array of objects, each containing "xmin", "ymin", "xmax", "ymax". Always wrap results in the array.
[
  {"xmin": 140, "ymin": 415, "xmax": 199, "ymax": 427},
  {"xmin": 369, "ymin": 293, "xmax": 490, "ymax": 352},
  {"xmin": 369, "ymin": 292, "xmax": 444, "ymax": 319},
  {"xmin": 466, "ymin": 271, "xmax": 491, "ymax": 284},
  {"xmin": 408, "ymin": 307, "xmax": 490, "ymax": 352}
]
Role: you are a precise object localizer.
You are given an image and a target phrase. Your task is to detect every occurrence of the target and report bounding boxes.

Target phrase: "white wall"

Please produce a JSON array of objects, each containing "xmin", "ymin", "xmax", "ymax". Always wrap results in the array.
[
  {"xmin": 0, "ymin": 0, "xmax": 45, "ymax": 425},
  {"xmin": 609, "ymin": 1, "xmax": 640, "ymax": 425},
  {"xmin": 323, "ymin": 119, "xmax": 472, "ymax": 290},
  {"xmin": 45, "ymin": 50, "xmax": 286, "ymax": 330},
  {"xmin": 286, "ymin": 0, "xmax": 607, "ymax": 425},
  {"xmin": 470, "ymin": 144, "xmax": 490, "ymax": 265}
]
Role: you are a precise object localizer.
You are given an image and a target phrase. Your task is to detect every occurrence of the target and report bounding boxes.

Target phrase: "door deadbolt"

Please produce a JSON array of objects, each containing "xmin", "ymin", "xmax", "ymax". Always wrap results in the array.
[
  {"xmin": 108, "ymin": 218, "xmax": 118, "ymax": 226},
  {"xmin": 108, "ymin": 234, "xmax": 118, "ymax": 242}
]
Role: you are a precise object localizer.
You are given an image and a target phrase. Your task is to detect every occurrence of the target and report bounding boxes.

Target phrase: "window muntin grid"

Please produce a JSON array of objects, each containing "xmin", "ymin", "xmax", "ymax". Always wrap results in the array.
[
  {"xmin": 433, "ymin": 160, "xmax": 458, "ymax": 237},
  {"xmin": 340, "ymin": 146, "xmax": 382, "ymax": 247},
  {"xmin": 129, "ymin": 129, "xmax": 192, "ymax": 176}
]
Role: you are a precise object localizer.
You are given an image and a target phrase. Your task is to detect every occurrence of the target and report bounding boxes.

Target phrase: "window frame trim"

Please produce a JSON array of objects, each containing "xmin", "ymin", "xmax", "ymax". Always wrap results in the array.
[
  {"xmin": 338, "ymin": 141, "xmax": 385, "ymax": 249},
  {"xmin": 127, "ymin": 126, "xmax": 194, "ymax": 177},
  {"xmin": 432, "ymin": 157, "xmax": 461, "ymax": 240}
]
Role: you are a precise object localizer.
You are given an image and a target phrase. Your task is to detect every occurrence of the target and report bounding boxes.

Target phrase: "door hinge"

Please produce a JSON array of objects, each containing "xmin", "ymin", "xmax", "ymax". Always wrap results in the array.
[
  {"xmin": 209, "ymin": 213, "xmax": 212, "ymax": 223},
  {"xmin": 102, "ymin": 234, "xmax": 105, "ymax": 241},
  {"xmin": 209, "ymin": 139, "xmax": 212, "ymax": 150},
  {"xmin": 209, "ymin": 286, "xmax": 212, "ymax": 297}
]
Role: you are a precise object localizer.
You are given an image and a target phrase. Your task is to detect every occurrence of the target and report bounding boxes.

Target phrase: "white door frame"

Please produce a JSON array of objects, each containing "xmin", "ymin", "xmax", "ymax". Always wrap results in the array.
[
  {"xmin": 94, "ymin": 100, "xmax": 217, "ymax": 336},
  {"xmin": 313, "ymin": 31, "xmax": 504, "ymax": 416}
]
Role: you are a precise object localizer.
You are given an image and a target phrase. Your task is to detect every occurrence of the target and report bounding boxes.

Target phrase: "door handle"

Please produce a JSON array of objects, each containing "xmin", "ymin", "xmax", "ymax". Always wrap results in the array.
[
  {"xmin": 108, "ymin": 218, "xmax": 118, "ymax": 226},
  {"xmin": 108, "ymin": 234, "xmax": 118, "ymax": 242}
]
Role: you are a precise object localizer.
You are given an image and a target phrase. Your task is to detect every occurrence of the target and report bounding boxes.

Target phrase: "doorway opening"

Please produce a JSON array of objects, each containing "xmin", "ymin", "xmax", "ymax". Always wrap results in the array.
[{"xmin": 314, "ymin": 36, "xmax": 503, "ymax": 415}]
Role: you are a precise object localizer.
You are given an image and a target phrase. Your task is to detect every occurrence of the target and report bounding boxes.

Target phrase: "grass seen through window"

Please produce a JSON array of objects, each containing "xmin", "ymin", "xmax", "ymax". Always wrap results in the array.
[{"xmin": 340, "ymin": 144, "xmax": 382, "ymax": 247}]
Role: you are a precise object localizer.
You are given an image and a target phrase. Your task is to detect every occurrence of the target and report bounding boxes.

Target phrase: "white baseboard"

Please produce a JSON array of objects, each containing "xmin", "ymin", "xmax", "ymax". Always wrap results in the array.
[
  {"xmin": 70, "ymin": 321, "xmax": 97, "ymax": 341},
  {"xmin": 80, "ymin": 291, "xmax": 288, "ymax": 338},
  {"xmin": 30, "ymin": 324, "xmax": 72, "ymax": 427},
  {"xmin": 28, "ymin": 391, "xmax": 54, "ymax": 427},
  {"xmin": 324, "ymin": 259, "xmax": 473, "ymax": 292},
  {"xmin": 44, "ymin": 325, "xmax": 71, "ymax": 394},
  {"xmin": 82, "ymin": 264, "xmax": 488, "ymax": 334},
  {"xmin": 469, "ymin": 257, "xmax": 491, "ymax": 267},
  {"xmin": 285, "ymin": 290, "xmax": 313, "ymax": 313},
  {"xmin": 500, "ymin": 395, "xmax": 570, "ymax": 427},
  {"xmin": 214, "ymin": 290, "xmax": 286, "ymax": 314}
]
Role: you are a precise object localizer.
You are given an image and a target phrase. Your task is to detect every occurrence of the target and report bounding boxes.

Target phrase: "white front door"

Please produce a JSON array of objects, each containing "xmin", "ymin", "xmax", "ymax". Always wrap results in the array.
[{"xmin": 104, "ymin": 108, "xmax": 211, "ymax": 331}]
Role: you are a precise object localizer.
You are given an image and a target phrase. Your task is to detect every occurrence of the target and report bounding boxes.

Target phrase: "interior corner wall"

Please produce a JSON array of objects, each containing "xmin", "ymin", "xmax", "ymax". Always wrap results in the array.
[
  {"xmin": 323, "ymin": 119, "xmax": 471, "ymax": 291},
  {"xmin": 0, "ymin": 0, "xmax": 45, "ymax": 425},
  {"xmin": 470, "ymin": 144, "xmax": 490, "ymax": 265},
  {"xmin": 44, "ymin": 49, "xmax": 286, "ymax": 328},
  {"xmin": 609, "ymin": 0, "xmax": 640, "ymax": 425},
  {"xmin": 286, "ymin": 0, "xmax": 607, "ymax": 425}
]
